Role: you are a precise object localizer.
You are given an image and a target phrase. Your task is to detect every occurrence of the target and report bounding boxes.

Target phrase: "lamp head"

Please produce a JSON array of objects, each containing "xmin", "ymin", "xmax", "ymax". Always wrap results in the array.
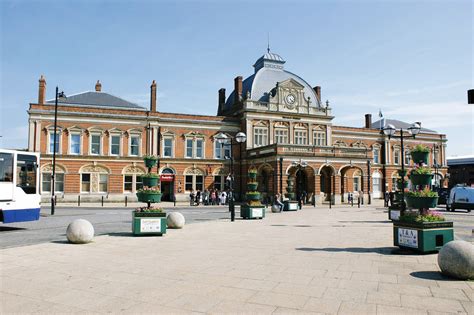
[
  {"xmin": 408, "ymin": 122, "xmax": 421, "ymax": 136},
  {"xmin": 235, "ymin": 132, "xmax": 247, "ymax": 143},
  {"xmin": 215, "ymin": 132, "xmax": 228, "ymax": 144},
  {"xmin": 382, "ymin": 124, "xmax": 396, "ymax": 137}
]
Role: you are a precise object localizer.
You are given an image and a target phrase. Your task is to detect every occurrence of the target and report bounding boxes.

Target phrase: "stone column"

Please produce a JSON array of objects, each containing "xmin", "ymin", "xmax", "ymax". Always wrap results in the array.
[
  {"xmin": 289, "ymin": 122, "xmax": 294, "ymax": 144},
  {"xmin": 334, "ymin": 174, "xmax": 342, "ymax": 204},
  {"xmin": 28, "ymin": 120, "xmax": 35, "ymax": 151},
  {"xmin": 314, "ymin": 174, "xmax": 321, "ymax": 205},
  {"xmin": 326, "ymin": 125, "xmax": 332, "ymax": 146},
  {"xmin": 35, "ymin": 120, "xmax": 41, "ymax": 152},
  {"xmin": 269, "ymin": 120, "xmax": 274, "ymax": 144}
]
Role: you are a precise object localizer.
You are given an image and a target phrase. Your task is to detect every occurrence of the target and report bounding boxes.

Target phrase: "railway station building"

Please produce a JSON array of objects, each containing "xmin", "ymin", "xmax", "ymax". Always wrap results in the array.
[{"xmin": 27, "ymin": 51, "xmax": 448, "ymax": 204}]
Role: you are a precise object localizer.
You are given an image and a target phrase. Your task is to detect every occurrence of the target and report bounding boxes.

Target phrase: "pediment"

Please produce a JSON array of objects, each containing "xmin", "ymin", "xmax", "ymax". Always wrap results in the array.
[
  {"xmin": 278, "ymin": 78, "xmax": 305, "ymax": 90},
  {"xmin": 184, "ymin": 131, "xmax": 205, "ymax": 138}
]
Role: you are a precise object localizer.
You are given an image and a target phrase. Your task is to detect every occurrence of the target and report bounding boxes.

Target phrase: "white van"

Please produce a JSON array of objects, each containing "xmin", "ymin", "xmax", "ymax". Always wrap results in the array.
[{"xmin": 446, "ymin": 186, "xmax": 474, "ymax": 212}]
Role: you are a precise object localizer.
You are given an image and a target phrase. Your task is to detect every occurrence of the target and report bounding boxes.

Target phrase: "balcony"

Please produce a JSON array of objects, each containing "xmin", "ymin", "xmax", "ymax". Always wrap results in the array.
[{"xmin": 246, "ymin": 144, "xmax": 368, "ymax": 159}]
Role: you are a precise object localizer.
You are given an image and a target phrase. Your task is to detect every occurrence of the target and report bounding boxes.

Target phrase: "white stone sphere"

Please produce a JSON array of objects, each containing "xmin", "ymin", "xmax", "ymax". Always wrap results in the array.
[
  {"xmin": 271, "ymin": 204, "xmax": 281, "ymax": 213},
  {"xmin": 438, "ymin": 240, "xmax": 474, "ymax": 280},
  {"xmin": 66, "ymin": 219, "xmax": 94, "ymax": 244},
  {"xmin": 167, "ymin": 212, "xmax": 185, "ymax": 229}
]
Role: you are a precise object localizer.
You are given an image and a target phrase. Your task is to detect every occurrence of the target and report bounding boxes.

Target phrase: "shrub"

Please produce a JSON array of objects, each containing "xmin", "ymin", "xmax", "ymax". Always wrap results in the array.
[
  {"xmin": 246, "ymin": 191, "xmax": 260, "ymax": 195},
  {"xmin": 407, "ymin": 187, "xmax": 438, "ymax": 198},
  {"xmin": 411, "ymin": 144, "xmax": 430, "ymax": 153},
  {"xmin": 142, "ymin": 173, "xmax": 159, "ymax": 178},
  {"xmin": 143, "ymin": 155, "xmax": 158, "ymax": 160},
  {"xmin": 248, "ymin": 168, "xmax": 258, "ymax": 174},
  {"xmin": 137, "ymin": 187, "xmax": 161, "ymax": 194},
  {"xmin": 410, "ymin": 166, "xmax": 432, "ymax": 175},
  {"xmin": 399, "ymin": 210, "xmax": 445, "ymax": 223},
  {"xmin": 135, "ymin": 206, "xmax": 163, "ymax": 213}
]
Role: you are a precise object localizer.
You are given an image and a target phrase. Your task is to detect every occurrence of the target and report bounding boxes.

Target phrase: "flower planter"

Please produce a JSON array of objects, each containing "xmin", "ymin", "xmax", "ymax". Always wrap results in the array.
[
  {"xmin": 286, "ymin": 192, "xmax": 295, "ymax": 200},
  {"xmin": 398, "ymin": 170, "xmax": 407, "ymax": 177},
  {"xmin": 283, "ymin": 200, "xmax": 298, "ymax": 211},
  {"xmin": 406, "ymin": 196, "xmax": 438, "ymax": 209},
  {"xmin": 137, "ymin": 192, "xmax": 162, "ymax": 203},
  {"xmin": 411, "ymin": 151, "xmax": 429, "ymax": 165},
  {"xmin": 142, "ymin": 177, "xmax": 159, "ymax": 187},
  {"xmin": 409, "ymin": 173, "xmax": 433, "ymax": 186},
  {"xmin": 246, "ymin": 193, "xmax": 261, "ymax": 201},
  {"xmin": 240, "ymin": 205, "xmax": 265, "ymax": 219},
  {"xmin": 132, "ymin": 211, "xmax": 167, "ymax": 235},
  {"xmin": 248, "ymin": 172, "xmax": 257, "ymax": 179},
  {"xmin": 144, "ymin": 158, "xmax": 158, "ymax": 168},
  {"xmin": 394, "ymin": 193, "xmax": 404, "ymax": 202},
  {"xmin": 393, "ymin": 221, "xmax": 453, "ymax": 253},
  {"xmin": 247, "ymin": 183, "xmax": 258, "ymax": 191}
]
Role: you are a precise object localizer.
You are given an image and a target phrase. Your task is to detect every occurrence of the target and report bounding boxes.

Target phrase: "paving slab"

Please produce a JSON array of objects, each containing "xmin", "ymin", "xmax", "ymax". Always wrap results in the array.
[{"xmin": 1, "ymin": 205, "xmax": 472, "ymax": 314}]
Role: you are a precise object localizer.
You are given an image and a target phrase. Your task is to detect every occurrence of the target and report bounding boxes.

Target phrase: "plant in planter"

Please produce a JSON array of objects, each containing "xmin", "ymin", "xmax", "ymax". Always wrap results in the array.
[
  {"xmin": 393, "ymin": 156, "xmax": 452, "ymax": 253},
  {"xmin": 143, "ymin": 155, "xmax": 158, "ymax": 168},
  {"xmin": 133, "ymin": 156, "xmax": 166, "ymax": 236},
  {"xmin": 411, "ymin": 144, "xmax": 430, "ymax": 165},
  {"xmin": 283, "ymin": 176, "xmax": 298, "ymax": 210},
  {"xmin": 240, "ymin": 168, "xmax": 265, "ymax": 219}
]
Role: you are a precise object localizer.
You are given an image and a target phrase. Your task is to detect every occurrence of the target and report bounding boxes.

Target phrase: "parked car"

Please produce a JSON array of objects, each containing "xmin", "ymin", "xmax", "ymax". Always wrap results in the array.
[
  {"xmin": 446, "ymin": 185, "xmax": 474, "ymax": 212},
  {"xmin": 433, "ymin": 187, "xmax": 448, "ymax": 205}
]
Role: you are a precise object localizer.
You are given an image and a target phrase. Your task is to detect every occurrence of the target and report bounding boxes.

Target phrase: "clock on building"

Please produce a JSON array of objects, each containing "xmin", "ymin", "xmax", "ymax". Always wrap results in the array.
[{"xmin": 285, "ymin": 93, "xmax": 296, "ymax": 105}]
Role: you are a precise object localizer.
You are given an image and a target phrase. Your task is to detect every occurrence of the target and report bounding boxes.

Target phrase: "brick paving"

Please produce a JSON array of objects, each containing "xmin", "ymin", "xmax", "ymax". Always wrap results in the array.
[{"xmin": 1, "ymin": 205, "xmax": 472, "ymax": 314}]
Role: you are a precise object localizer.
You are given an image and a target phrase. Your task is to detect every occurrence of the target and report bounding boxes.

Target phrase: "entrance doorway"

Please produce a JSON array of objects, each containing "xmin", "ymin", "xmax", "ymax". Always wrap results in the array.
[
  {"xmin": 320, "ymin": 166, "xmax": 335, "ymax": 202},
  {"xmin": 160, "ymin": 168, "xmax": 175, "ymax": 201}
]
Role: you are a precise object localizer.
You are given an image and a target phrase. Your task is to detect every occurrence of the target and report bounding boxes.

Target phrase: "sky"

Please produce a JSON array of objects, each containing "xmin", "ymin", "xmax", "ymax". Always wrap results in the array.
[{"xmin": 1, "ymin": 0, "xmax": 472, "ymax": 156}]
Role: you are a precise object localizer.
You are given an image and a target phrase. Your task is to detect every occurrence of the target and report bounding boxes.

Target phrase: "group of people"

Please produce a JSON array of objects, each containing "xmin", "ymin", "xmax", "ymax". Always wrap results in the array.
[{"xmin": 189, "ymin": 189, "xmax": 231, "ymax": 206}]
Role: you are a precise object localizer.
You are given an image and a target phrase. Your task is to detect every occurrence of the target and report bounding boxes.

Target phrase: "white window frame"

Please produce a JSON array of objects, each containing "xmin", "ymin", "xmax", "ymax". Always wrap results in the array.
[
  {"xmin": 185, "ymin": 137, "xmax": 205, "ymax": 159},
  {"xmin": 185, "ymin": 174, "xmax": 204, "ymax": 191},
  {"xmin": 124, "ymin": 174, "xmax": 143, "ymax": 193},
  {"xmin": 404, "ymin": 150, "xmax": 411, "ymax": 165},
  {"xmin": 294, "ymin": 130, "xmax": 307, "ymax": 145},
  {"xmin": 313, "ymin": 131, "xmax": 326, "ymax": 146},
  {"xmin": 214, "ymin": 139, "xmax": 231, "ymax": 159},
  {"xmin": 98, "ymin": 174, "xmax": 108, "ymax": 192},
  {"xmin": 81, "ymin": 173, "xmax": 92, "ymax": 193},
  {"xmin": 162, "ymin": 137, "xmax": 174, "ymax": 158},
  {"xmin": 129, "ymin": 135, "xmax": 141, "ymax": 157},
  {"xmin": 253, "ymin": 127, "xmax": 268, "ymax": 147},
  {"xmin": 109, "ymin": 134, "xmax": 122, "ymax": 156},
  {"xmin": 393, "ymin": 149, "xmax": 400, "ymax": 165},
  {"xmin": 47, "ymin": 130, "xmax": 62, "ymax": 154},
  {"xmin": 373, "ymin": 147, "xmax": 380, "ymax": 164},
  {"xmin": 41, "ymin": 172, "xmax": 65, "ymax": 193},
  {"xmin": 274, "ymin": 129, "xmax": 288, "ymax": 144},
  {"xmin": 69, "ymin": 133, "xmax": 82, "ymax": 155},
  {"xmin": 89, "ymin": 133, "xmax": 102, "ymax": 155}
]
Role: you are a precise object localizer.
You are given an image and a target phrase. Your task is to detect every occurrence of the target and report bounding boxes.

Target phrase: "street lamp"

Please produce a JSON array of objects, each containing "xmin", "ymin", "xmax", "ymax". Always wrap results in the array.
[
  {"xmin": 51, "ymin": 87, "xmax": 66, "ymax": 216},
  {"xmin": 215, "ymin": 131, "xmax": 247, "ymax": 221},
  {"xmin": 382, "ymin": 122, "xmax": 421, "ymax": 213}
]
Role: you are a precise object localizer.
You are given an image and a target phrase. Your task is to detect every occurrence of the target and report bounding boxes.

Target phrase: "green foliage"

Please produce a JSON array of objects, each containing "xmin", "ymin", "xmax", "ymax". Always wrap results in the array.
[
  {"xmin": 399, "ymin": 210, "xmax": 445, "ymax": 223},
  {"xmin": 137, "ymin": 187, "xmax": 161, "ymax": 194},
  {"xmin": 407, "ymin": 188, "xmax": 438, "ymax": 198},
  {"xmin": 246, "ymin": 191, "xmax": 260, "ymax": 195},
  {"xmin": 410, "ymin": 166, "xmax": 432, "ymax": 175},
  {"xmin": 135, "ymin": 206, "xmax": 163, "ymax": 213},
  {"xmin": 143, "ymin": 155, "xmax": 158, "ymax": 160},
  {"xmin": 411, "ymin": 144, "xmax": 430, "ymax": 153},
  {"xmin": 142, "ymin": 173, "xmax": 159, "ymax": 178},
  {"xmin": 248, "ymin": 168, "xmax": 258, "ymax": 174}
]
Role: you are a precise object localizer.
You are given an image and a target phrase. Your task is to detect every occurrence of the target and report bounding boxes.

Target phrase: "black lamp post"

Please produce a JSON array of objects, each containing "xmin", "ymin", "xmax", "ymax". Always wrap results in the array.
[
  {"xmin": 216, "ymin": 131, "xmax": 247, "ymax": 221},
  {"xmin": 382, "ymin": 122, "xmax": 421, "ymax": 213},
  {"xmin": 51, "ymin": 87, "xmax": 66, "ymax": 216},
  {"xmin": 367, "ymin": 160, "xmax": 371, "ymax": 205}
]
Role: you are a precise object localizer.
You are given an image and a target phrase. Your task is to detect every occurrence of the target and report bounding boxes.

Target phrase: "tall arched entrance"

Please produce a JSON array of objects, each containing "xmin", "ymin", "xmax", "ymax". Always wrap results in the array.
[
  {"xmin": 288, "ymin": 165, "xmax": 315, "ymax": 203},
  {"xmin": 339, "ymin": 165, "xmax": 364, "ymax": 203},
  {"xmin": 160, "ymin": 167, "xmax": 175, "ymax": 201},
  {"xmin": 320, "ymin": 165, "xmax": 335, "ymax": 202}
]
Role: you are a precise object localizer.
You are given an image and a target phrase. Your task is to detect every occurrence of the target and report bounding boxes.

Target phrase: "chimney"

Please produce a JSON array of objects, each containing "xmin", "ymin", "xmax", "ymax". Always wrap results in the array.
[
  {"xmin": 95, "ymin": 80, "xmax": 102, "ymax": 92},
  {"xmin": 234, "ymin": 76, "xmax": 243, "ymax": 103},
  {"xmin": 38, "ymin": 75, "xmax": 46, "ymax": 105},
  {"xmin": 313, "ymin": 86, "xmax": 321, "ymax": 103},
  {"xmin": 150, "ymin": 80, "xmax": 157, "ymax": 112},
  {"xmin": 468, "ymin": 89, "xmax": 474, "ymax": 104},
  {"xmin": 365, "ymin": 114, "xmax": 372, "ymax": 128},
  {"xmin": 218, "ymin": 88, "xmax": 226, "ymax": 113}
]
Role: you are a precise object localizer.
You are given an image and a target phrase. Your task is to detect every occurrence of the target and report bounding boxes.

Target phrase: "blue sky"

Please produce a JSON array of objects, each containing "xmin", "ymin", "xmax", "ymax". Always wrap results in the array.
[{"xmin": 1, "ymin": 0, "xmax": 472, "ymax": 156}]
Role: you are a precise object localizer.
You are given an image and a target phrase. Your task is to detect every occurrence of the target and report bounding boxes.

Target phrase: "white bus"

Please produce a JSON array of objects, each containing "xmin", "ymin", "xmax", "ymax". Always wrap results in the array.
[{"xmin": 0, "ymin": 149, "xmax": 41, "ymax": 223}]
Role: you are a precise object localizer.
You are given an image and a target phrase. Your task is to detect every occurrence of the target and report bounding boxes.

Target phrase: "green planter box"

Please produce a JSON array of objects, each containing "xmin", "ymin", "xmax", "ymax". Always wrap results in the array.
[
  {"xmin": 132, "ymin": 211, "xmax": 167, "ymax": 236},
  {"xmin": 142, "ymin": 177, "xmax": 159, "ymax": 187},
  {"xmin": 240, "ymin": 205, "xmax": 265, "ymax": 219},
  {"xmin": 247, "ymin": 183, "xmax": 258, "ymax": 191},
  {"xmin": 393, "ymin": 221, "xmax": 453, "ymax": 253},
  {"xmin": 144, "ymin": 158, "xmax": 158, "ymax": 168},
  {"xmin": 246, "ymin": 193, "xmax": 261, "ymax": 201},
  {"xmin": 388, "ymin": 208, "xmax": 401, "ymax": 221},
  {"xmin": 283, "ymin": 201, "xmax": 298, "ymax": 211},
  {"xmin": 409, "ymin": 173, "xmax": 433, "ymax": 186},
  {"xmin": 406, "ymin": 196, "xmax": 438, "ymax": 209},
  {"xmin": 137, "ymin": 192, "xmax": 162, "ymax": 203},
  {"xmin": 411, "ymin": 151, "xmax": 429, "ymax": 165},
  {"xmin": 248, "ymin": 172, "xmax": 257, "ymax": 179}
]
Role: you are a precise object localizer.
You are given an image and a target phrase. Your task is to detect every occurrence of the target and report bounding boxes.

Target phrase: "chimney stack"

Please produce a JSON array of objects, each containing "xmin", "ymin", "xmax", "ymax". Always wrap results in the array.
[
  {"xmin": 38, "ymin": 75, "xmax": 46, "ymax": 105},
  {"xmin": 150, "ymin": 80, "xmax": 157, "ymax": 112},
  {"xmin": 313, "ymin": 86, "xmax": 321, "ymax": 103},
  {"xmin": 218, "ymin": 88, "xmax": 226, "ymax": 107},
  {"xmin": 234, "ymin": 76, "xmax": 243, "ymax": 103},
  {"xmin": 365, "ymin": 114, "xmax": 372, "ymax": 128},
  {"xmin": 95, "ymin": 80, "xmax": 102, "ymax": 92}
]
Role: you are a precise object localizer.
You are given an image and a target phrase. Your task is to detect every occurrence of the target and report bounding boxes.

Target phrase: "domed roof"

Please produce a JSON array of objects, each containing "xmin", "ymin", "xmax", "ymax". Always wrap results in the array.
[{"xmin": 225, "ymin": 51, "xmax": 319, "ymax": 108}]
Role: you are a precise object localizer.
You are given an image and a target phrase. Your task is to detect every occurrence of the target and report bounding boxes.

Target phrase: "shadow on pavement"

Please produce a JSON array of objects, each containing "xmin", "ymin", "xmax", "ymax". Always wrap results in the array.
[
  {"xmin": 410, "ymin": 271, "xmax": 456, "ymax": 281},
  {"xmin": 50, "ymin": 240, "xmax": 71, "ymax": 244},
  {"xmin": 338, "ymin": 220, "xmax": 391, "ymax": 223},
  {"xmin": 295, "ymin": 247, "xmax": 396, "ymax": 255},
  {"xmin": 0, "ymin": 226, "xmax": 27, "ymax": 232},
  {"xmin": 104, "ymin": 232, "xmax": 134, "ymax": 237}
]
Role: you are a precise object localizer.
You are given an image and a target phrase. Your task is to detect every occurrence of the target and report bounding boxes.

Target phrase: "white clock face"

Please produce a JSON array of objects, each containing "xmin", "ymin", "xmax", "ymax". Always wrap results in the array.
[{"xmin": 286, "ymin": 93, "xmax": 296, "ymax": 105}]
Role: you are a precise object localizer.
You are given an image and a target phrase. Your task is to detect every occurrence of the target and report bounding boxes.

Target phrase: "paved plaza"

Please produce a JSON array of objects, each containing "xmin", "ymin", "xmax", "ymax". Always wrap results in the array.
[{"xmin": 1, "ymin": 205, "xmax": 473, "ymax": 314}]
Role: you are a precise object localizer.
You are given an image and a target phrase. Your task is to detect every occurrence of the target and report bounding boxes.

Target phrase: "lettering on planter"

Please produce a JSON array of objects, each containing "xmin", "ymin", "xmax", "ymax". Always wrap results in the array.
[
  {"xmin": 253, "ymin": 208, "xmax": 263, "ymax": 217},
  {"xmin": 390, "ymin": 210, "xmax": 400, "ymax": 220},
  {"xmin": 140, "ymin": 219, "xmax": 162, "ymax": 233},
  {"xmin": 398, "ymin": 228, "xmax": 418, "ymax": 248}
]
